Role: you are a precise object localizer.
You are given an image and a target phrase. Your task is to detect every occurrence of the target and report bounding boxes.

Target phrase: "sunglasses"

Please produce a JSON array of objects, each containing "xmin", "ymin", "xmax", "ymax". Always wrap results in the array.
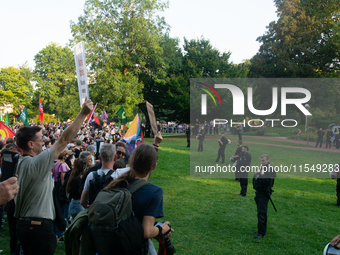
[{"xmin": 116, "ymin": 151, "xmax": 126, "ymax": 156}]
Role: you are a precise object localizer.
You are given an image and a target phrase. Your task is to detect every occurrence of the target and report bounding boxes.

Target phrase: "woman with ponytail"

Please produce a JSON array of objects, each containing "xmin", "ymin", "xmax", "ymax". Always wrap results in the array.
[{"xmin": 106, "ymin": 142, "xmax": 174, "ymax": 240}]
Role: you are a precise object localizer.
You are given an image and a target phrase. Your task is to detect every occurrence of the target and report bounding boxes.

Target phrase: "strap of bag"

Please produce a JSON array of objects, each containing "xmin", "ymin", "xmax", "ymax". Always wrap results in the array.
[
  {"xmin": 106, "ymin": 169, "xmax": 115, "ymax": 176},
  {"xmin": 127, "ymin": 180, "xmax": 148, "ymax": 194}
]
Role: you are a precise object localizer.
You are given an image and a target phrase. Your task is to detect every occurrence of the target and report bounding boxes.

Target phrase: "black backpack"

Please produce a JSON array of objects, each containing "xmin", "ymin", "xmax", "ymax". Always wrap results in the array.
[
  {"xmin": 88, "ymin": 180, "xmax": 148, "ymax": 255},
  {"xmin": 88, "ymin": 170, "xmax": 115, "ymax": 204}
]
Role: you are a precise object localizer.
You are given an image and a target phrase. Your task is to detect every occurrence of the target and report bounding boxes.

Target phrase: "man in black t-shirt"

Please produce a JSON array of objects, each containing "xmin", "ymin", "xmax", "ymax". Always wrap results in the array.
[
  {"xmin": 315, "ymin": 128, "xmax": 325, "ymax": 148},
  {"xmin": 215, "ymin": 133, "xmax": 228, "ymax": 163}
]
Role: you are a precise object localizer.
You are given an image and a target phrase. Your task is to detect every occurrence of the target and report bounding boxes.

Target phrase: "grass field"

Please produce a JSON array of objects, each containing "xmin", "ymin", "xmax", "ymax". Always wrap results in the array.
[{"xmin": 1, "ymin": 137, "xmax": 339, "ymax": 254}]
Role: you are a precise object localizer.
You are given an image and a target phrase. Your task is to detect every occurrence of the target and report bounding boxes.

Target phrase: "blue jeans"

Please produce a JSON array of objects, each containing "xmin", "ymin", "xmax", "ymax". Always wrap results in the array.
[{"xmin": 69, "ymin": 199, "xmax": 84, "ymax": 219}]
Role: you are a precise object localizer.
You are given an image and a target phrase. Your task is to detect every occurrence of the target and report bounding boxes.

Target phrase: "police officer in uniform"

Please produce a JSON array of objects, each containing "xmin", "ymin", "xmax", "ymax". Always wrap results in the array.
[
  {"xmin": 186, "ymin": 124, "xmax": 191, "ymax": 148},
  {"xmin": 232, "ymin": 141, "xmax": 243, "ymax": 180},
  {"xmin": 253, "ymin": 154, "xmax": 276, "ymax": 239},
  {"xmin": 215, "ymin": 133, "xmax": 228, "ymax": 163},
  {"xmin": 197, "ymin": 126, "xmax": 205, "ymax": 152},
  {"xmin": 326, "ymin": 128, "xmax": 333, "ymax": 148},
  {"xmin": 236, "ymin": 146, "xmax": 251, "ymax": 196}
]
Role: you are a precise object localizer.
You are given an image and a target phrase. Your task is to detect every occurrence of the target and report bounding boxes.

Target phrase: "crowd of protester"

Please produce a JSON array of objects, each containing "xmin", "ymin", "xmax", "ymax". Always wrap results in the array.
[{"xmin": 0, "ymin": 99, "xmax": 174, "ymax": 255}]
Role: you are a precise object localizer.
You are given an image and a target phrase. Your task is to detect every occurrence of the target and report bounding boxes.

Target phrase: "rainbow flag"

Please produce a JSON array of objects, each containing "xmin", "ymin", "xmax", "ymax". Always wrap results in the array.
[
  {"xmin": 122, "ymin": 114, "xmax": 140, "ymax": 144},
  {"xmin": 0, "ymin": 121, "xmax": 15, "ymax": 142}
]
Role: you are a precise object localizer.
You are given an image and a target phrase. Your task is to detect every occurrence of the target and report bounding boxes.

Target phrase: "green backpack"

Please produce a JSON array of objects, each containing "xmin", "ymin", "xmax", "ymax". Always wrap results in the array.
[{"xmin": 88, "ymin": 180, "xmax": 148, "ymax": 255}]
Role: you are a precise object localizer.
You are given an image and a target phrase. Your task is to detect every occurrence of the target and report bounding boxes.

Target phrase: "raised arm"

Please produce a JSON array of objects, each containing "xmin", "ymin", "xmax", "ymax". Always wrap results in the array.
[{"xmin": 51, "ymin": 98, "xmax": 93, "ymax": 159}]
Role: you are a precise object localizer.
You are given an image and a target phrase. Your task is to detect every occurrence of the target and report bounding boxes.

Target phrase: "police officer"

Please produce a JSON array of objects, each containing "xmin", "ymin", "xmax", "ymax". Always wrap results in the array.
[
  {"xmin": 232, "ymin": 141, "xmax": 243, "ymax": 181},
  {"xmin": 197, "ymin": 126, "xmax": 205, "ymax": 152},
  {"xmin": 326, "ymin": 128, "xmax": 333, "ymax": 148},
  {"xmin": 236, "ymin": 146, "xmax": 251, "ymax": 196},
  {"xmin": 253, "ymin": 154, "xmax": 276, "ymax": 239},
  {"xmin": 315, "ymin": 127, "xmax": 325, "ymax": 148},
  {"xmin": 186, "ymin": 124, "xmax": 191, "ymax": 148},
  {"xmin": 215, "ymin": 133, "xmax": 228, "ymax": 163},
  {"xmin": 237, "ymin": 124, "xmax": 243, "ymax": 141}
]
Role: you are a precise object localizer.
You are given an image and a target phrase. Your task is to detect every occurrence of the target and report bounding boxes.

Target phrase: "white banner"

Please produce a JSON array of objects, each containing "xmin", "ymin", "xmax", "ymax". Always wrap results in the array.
[{"xmin": 74, "ymin": 41, "xmax": 89, "ymax": 106}]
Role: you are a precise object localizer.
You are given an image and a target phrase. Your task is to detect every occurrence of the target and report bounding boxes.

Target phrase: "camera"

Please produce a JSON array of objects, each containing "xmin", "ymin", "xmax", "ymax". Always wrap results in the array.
[
  {"xmin": 154, "ymin": 221, "xmax": 176, "ymax": 255},
  {"xmin": 0, "ymin": 150, "xmax": 20, "ymax": 182}
]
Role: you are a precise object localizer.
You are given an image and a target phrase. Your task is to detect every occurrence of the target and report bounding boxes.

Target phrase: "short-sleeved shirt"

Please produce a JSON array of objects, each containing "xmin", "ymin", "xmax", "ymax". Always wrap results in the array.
[
  {"xmin": 14, "ymin": 148, "xmax": 56, "ymax": 220},
  {"xmin": 53, "ymin": 161, "xmax": 68, "ymax": 182},
  {"xmin": 131, "ymin": 181, "xmax": 164, "ymax": 223},
  {"xmin": 83, "ymin": 167, "xmax": 130, "ymax": 191}
]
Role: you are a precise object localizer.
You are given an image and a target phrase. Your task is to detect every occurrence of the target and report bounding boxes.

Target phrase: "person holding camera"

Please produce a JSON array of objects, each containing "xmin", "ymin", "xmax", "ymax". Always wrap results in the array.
[
  {"xmin": 105, "ymin": 141, "xmax": 174, "ymax": 253},
  {"xmin": 252, "ymin": 154, "xmax": 276, "ymax": 239},
  {"xmin": 14, "ymin": 98, "xmax": 93, "ymax": 255}
]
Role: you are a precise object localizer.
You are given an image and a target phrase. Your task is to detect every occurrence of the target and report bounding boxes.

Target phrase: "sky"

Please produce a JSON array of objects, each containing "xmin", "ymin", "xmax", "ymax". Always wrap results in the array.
[{"xmin": 0, "ymin": 0, "xmax": 278, "ymax": 70}]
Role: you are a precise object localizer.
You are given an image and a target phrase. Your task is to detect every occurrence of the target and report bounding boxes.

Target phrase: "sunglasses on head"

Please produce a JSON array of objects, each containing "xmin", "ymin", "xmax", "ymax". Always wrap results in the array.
[{"xmin": 117, "ymin": 151, "xmax": 126, "ymax": 156}]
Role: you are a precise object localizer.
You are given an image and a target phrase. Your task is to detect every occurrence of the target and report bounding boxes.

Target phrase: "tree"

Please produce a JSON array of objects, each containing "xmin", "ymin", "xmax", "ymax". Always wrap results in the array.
[
  {"xmin": 248, "ymin": 0, "xmax": 340, "ymax": 121},
  {"xmin": 70, "ymin": 0, "xmax": 169, "ymax": 120},
  {"xmin": 33, "ymin": 42, "xmax": 80, "ymax": 120},
  {"xmin": 249, "ymin": 0, "xmax": 340, "ymax": 78},
  {"xmin": 0, "ymin": 66, "xmax": 33, "ymax": 110}
]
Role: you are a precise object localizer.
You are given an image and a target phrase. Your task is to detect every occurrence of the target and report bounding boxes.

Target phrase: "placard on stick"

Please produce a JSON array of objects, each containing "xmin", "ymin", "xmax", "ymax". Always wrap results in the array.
[{"xmin": 145, "ymin": 101, "xmax": 158, "ymax": 134}]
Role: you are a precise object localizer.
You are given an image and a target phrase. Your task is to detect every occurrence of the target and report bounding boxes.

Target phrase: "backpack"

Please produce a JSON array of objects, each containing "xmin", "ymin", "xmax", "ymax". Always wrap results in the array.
[
  {"xmin": 88, "ymin": 169, "xmax": 115, "ymax": 204},
  {"xmin": 64, "ymin": 209, "xmax": 96, "ymax": 255},
  {"xmin": 88, "ymin": 180, "xmax": 148, "ymax": 255}
]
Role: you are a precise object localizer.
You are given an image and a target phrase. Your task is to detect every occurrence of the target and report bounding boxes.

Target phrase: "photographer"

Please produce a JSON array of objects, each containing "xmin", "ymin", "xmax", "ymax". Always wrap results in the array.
[{"xmin": 106, "ymin": 143, "xmax": 174, "ymax": 253}]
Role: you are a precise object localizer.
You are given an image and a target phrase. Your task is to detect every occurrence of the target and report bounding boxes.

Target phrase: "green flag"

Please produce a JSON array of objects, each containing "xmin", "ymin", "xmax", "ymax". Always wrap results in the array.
[
  {"xmin": 116, "ymin": 107, "xmax": 128, "ymax": 123},
  {"xmin": 5, "ymin": 112, "xmax": 9, "ymax": 126},
  {"xmin": 19, "ymin": 106, "xmax": 29, "ymax": 126}
]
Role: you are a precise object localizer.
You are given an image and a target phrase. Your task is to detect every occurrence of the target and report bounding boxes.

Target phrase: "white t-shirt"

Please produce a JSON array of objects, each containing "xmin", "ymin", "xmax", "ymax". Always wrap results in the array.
[{"xmin": 83, "ymin": 167, "xmax": 130, "ymax": 191}]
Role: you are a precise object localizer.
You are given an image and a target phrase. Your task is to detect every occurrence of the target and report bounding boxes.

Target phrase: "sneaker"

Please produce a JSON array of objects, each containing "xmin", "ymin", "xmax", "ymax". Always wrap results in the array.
[
  {"xmin": 254, "ymin": 234, "xmax": 264, "ymax": 239},
  {"xmin": 57, "ymin": 236, "xmax": 64, "ymax": 242}
]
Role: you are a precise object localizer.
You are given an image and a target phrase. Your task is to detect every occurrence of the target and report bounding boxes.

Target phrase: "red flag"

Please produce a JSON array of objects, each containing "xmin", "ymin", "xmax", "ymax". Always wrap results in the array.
[
  {"xmin": 39, "ymin": 96, "xmax": 43, "ymax": 122},
  {"xmin": 93, "ymin": 113, "xmax": 100, "ymax": 125},
  {"xmin": 86, "ymin": 103, "xmax": 97, "ymax": 125},
  {"xmin": 140, "ymin": 127, "xmax": 144, "ymax": 144},
  {"xmin": 0, "ymin": 121, "xmax": 15, "ymax": 142}
]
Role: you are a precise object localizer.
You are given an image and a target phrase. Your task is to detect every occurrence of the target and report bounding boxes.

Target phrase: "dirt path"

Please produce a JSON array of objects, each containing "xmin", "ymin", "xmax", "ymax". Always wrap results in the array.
[{"xmin": 204, "ymin": 134, "xmax": 340, "ymax": 153}]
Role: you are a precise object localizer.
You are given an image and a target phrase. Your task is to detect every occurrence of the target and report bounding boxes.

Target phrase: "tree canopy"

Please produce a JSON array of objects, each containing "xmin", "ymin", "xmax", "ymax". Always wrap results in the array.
[
  {"xmin": 249, "ymin": 0, "xmax": 340, "ymax": 78},
  {"xmin": 33, "ymin": 42, "xmax": 80, "ymax": 120},
  {"xmin": 0, "ymin": 66, "xmax": 33, "ymax": 111}
]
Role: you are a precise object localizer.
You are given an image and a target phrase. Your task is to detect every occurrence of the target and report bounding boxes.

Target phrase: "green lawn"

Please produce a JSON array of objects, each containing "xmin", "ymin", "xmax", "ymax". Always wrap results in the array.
[{"xmin": 1, "ymin": 137, "xmax": 339, "ymax": 254}]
